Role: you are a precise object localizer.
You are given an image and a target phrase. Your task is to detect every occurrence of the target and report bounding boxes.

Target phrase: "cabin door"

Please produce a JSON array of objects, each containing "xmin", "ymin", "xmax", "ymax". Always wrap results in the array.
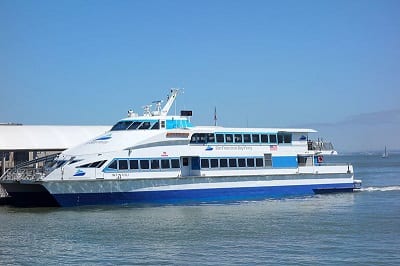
[{"xmin": 180, "ymin": 156, "xmax": 201, "ymax": 177}]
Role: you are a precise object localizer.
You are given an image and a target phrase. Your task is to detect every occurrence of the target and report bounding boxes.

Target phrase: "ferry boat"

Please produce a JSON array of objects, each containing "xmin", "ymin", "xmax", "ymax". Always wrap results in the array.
[{"xmin": 0, "ymin": 89, "xmax": 361, "ymax": 207}]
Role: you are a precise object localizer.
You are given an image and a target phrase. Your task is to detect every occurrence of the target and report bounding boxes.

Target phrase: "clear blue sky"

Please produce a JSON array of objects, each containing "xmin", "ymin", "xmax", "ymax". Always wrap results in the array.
[{"xmin": 1, "ymin": 0, "xmax": 399, "ymax": 151}]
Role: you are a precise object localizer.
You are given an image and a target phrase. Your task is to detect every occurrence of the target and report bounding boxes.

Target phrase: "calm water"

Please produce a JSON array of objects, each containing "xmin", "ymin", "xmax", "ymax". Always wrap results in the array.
[{"xmin": 1, "ymin": 154, "xmax": 399, "ymax": 265}]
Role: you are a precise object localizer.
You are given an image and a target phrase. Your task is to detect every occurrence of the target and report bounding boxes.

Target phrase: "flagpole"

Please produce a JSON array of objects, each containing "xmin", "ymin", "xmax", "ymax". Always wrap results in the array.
[{"xmin": 214, "ymin": 107, "xmax": 217, "ymax": 126}]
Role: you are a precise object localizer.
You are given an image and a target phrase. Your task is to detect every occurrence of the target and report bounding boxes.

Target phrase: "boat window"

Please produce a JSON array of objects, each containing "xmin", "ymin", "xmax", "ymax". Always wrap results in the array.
[
  {"xmin": 210, "ymin": 159, "xmax": 219, "ymax": 168},
  {"xmin": 140, "ymin": 160, "xmax": 149, "ymax": 169},
  {"xmin": 238, "ymin": 158, "xmax": 246, "ymax": 167},
  {"xmin": 151, "ymin": 159, "xmax": 160, "ymax": 169},
  {"xmin": 139, "ymin": 122, "xmax": 151, "ymax": 130},
  {"xmin": 129, "ymin": 160, "xmax": 139, "ymax": 169},
  {"xmin": 225, "ymin": 134, "xmax": 233, "ymax": 143},
  {"xmin": 256, "ymin": 158, "xmax": 264, "ymax": 167},
  {"xmin": 252, "ymin": 134, "xmax": 260, "ymax": 143},
  {"xmin": 247, "ymin": 158, "xmax": 255, "ymax": 167},
  {"xmin": 127, "ymin": 121, "xmax": 142, "ymax": 130},
  {"xmin": 243, "ymin": 134, "xmax": 251, "ymax": 143},
  {"xmin": 151, "ymin": 121, "xmax": 160, "ymax": 130},
  {"xmin": 264, "ymin": 154, "xmax": 272, "ymax": 167},
  {"xmin": 285, "ymin": 134, "xmax": 292, "ymax": 143},
  {"xmin": 161, "ymin": 159, "xmax": 170, "ymax": 169},
  {"xmin": 229, "ymin": 158, "xmax": 237, "ymax": 167},
  {"xmin": 171, "ymin": 159, "xmax": 180, "ymax": 168},
  {"xmin": 160, "ymin": 120, "xmax": 166, "ymax": 128},
  {"xmin": 261, "ymin": 134, "xmax": 269, "ymax": 143},
  {"xmin": 278, "ymin": 134, "xmax": 284, "ymax": 144},
  {"xmin": 269, "ymin": 134, "xmax": 277, "ymax": 143},
  {"xmin": 201, "ymin": 159, "xmax": 209, "ymax": 168},
  {"xmin": 234, "ymin": 134, "xmax": 242, "ymax": 143},
  {"xmin": 216, "ymin": 134, "xmax": 224, "ymax": 143},
  {"xmin": 219, "ymin": 158, "xmax": 228, "ymax": 168},
  {"xmin": 190, "ymin": 133, "xmax": 207, "ymax": 144},
  {"xmin": 89, "ymin": 160, "xmax": 107, "ymax": 168},
  {"xmin": 111, "ymin": 121, "xmax": 133, "ymax": 131},
  {"xmin": 79, "ymin": 160, "xmax": 107, "ymax": 168},
  {"xmin": 207, "ymin": 133, "xmax": 215, "ymax": 143},
  {"xmin": 119, "ymin": 160, "xmax": 128, "ymax": 170},
  {"xmin": 108, "ymin": 160, "xmax": 118, "ymax": 169}
]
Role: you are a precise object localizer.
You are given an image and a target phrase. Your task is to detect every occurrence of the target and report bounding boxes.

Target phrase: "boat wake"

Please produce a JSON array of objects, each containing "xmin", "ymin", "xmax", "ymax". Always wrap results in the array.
[{"xmin": 360, "ymin": 186, "xmax": 400, "ymax": 192}]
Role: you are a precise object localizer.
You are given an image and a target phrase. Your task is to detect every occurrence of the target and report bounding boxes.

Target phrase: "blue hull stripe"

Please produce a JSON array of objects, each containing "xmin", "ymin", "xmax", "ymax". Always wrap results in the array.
[{"xmin": 53, "ymin": 183, "xmax": 354, "ymax": 207}]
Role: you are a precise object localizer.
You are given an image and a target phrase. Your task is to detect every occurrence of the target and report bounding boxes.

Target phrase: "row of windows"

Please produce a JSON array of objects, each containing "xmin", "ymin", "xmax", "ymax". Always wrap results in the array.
[
  {"xmin": 107, "ymin": 158, "xmax": 180, "ymax": 171},
  {"xmin": 111, "ymin": 120, "xmax": 161, "ymax": 131},
  {"xmin": 77, "ymin": 160, "xmax": 107, "ymax": 168},
  {"xmin": 190, "ymin": 133, "xmax": 292, "ymax": 144},
  {"xmin": 201, "ymin": 155, "xmax": 272, "ymax": 169}
]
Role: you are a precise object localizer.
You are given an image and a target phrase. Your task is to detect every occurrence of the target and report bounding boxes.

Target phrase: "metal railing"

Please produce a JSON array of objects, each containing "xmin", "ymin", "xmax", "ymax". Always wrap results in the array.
[{"xmin": 0, "ymin": 153, "xmax": 60, "ymax": 182}]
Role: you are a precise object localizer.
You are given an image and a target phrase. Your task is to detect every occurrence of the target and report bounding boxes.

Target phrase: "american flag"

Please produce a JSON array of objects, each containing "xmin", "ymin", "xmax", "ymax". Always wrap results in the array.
[{"xmin": 270, "ymin": 145, "xmax": 277, "ymax": 151}]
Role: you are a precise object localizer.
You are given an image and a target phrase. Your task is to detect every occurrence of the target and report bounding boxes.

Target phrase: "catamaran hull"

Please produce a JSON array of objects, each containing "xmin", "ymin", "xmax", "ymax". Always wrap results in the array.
[{"xmin": 1, "ymin": 175, "xmax": 360, "ymax": 207}]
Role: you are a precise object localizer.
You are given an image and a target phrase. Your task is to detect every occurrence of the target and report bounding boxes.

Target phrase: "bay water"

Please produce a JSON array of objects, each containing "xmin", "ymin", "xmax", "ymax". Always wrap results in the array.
[{"xmin": 1, "ymin": 154, "xmax": 399, "ymax": 265}]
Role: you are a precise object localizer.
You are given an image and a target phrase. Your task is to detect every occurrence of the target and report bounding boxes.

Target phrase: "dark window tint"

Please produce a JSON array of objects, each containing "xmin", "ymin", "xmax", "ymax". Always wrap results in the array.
[
  {"xmin": 140, "ymin": 160, "xmax": 149, "ymax": 169},
  {"xmin": 128, "ymin": 122, "xmax": 142, "ymax": 130},
  {"xmin": 243, "ymin": 134, "xmax": 251, "ymax": 143},
  {"xmin": 207, "ymin": 133, "xmax": 215, "ymax": 143},
  {"xmin": 256, "ymin": 158, "xmax": 264, "ymax": 167},
  {"xmin": 284, "ymin": 133, "xmax": 292, "ymax": 143},
  {"xmin": 108, "ymin": 160, "xmax": 117, "ymax": 169},
  {"xmin": 151, "ymin": 121, "xmax": 160, "ymax": 130},
  {"xmin": 261, "ymin": 134, "xmax": 269, "ymax": 143},
  {"xmin": 151, "ymin": 160, "xmax": 160, "ymax": 169},
  {"xmin": 234, "ymin": 134, "xmax": 242, "ymax": 143},
  {"xmin": 252, "ymin": 134, "xmax": 260, "ymax": 143},
  {"xmin": 216, "ymin": 134, "xmax": 224, "ymax": 143},
  {"xmin": 210, "ymin": 159, "xmax": 219, "ymax": 168},
  {"xmin": 225, "ymin": 134, "xmax": 233, "ymax": 143},
  {"xmin": 171, "ymin": 159, "xmax": 180, "ymax": 168},
  {"xmin": 119, "ymin": 160, "xmax": 128, "ymax": 170},
  {"xmin": 161, "ymin": 159, "xmax": 170, "ymax": 169},
  {"xmin": 247, "ymin": 158, "xmax": 255, "ymax": 167},
  {"xmin": 238, "ymin": 158, "xmax": 246, "ymax": 167},
  {"xmin": 269, "ymin": 134, "xmax": 277, "ymax": 143},
  {"xmin": 129, "ymin": 160, "xmax": 139, "ymax": 169},
  {"xmin": 111, "ymin": 121, "xmax": 132, "ymax": 131},
  {"xmin": 201, "ymin": 159, "xmax": 209, "ymax": 168},
  {"xmin": 229, "ymin": 158, "xmax": 237, "ymax": 167},
  {"xmin": 139, "ymin": 122, "xmax": 151, "ymax": 130},
  {"xmin": 190, "ymin": 133, "xmax": 206, "ymax": 144},
  {"xmin": 220, "ymin": 158, "xmax": 228, "ymax": 168}
]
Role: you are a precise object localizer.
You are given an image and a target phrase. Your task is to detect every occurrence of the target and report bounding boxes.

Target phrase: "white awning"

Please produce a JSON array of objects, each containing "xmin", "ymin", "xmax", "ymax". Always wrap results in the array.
[{"xmin": 0, "ymin": 125, "xmax": 110, "ymax": 151}]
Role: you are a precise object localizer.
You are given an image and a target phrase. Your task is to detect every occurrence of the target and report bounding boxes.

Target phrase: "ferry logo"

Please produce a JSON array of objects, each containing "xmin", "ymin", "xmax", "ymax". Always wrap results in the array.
[
  {"xmin": 95, "ymin": 134, "xmax": 112, "ymax": 141},
  {"xmin": 205, "ymin": 146, "xmax": 213, "ymax": 151},
  {"xmin": 299, "ymin": 135, "xmax": 307, "ymax": 141},
  {"xmin": 73, "ymin": 169, "xmax": 86, "ymax": 177}
]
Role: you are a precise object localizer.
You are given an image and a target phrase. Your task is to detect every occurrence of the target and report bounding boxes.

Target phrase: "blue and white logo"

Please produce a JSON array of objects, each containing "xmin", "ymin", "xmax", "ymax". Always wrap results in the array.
[
  {"xmin": 205, "ymin": 146, "xmax": 214, "ymax": 151},
  {"xmin": 299, "ymin": 135, "xmax": 307, "ymax": 141},
  {"xmin": 73, "ymin": 169, "xmax": 86, "ymax": 177},
  {"xmin": 96, "ymin": 133, "xmax": 112, "ymax": 141}
]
